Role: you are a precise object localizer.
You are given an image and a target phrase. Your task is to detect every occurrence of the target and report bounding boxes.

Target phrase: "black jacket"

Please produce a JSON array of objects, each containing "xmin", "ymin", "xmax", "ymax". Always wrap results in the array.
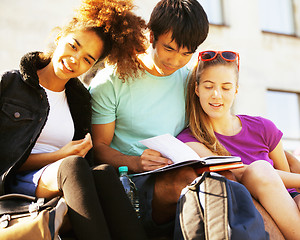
[{"xmin": 0, "ymin": 52, "xmax": 93, "ymax": 194}]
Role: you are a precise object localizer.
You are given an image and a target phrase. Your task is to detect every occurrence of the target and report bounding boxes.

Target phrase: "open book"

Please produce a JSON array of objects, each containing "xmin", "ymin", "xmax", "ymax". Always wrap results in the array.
[{"xmin": 132, "ymin": 133, "xmax": 243, "ymax": 177}]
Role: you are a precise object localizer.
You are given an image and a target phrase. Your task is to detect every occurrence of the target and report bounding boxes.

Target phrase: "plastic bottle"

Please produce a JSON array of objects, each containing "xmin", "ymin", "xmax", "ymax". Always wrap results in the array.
[{"xmin": 119, "ymin": 166, "xmax": 140, "ymax": 218}]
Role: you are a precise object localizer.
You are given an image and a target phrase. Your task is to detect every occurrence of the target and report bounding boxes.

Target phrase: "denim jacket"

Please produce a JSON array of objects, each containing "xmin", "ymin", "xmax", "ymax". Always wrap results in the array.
[{"xmin": 0, "ymin": 52, "xmax": 93, "ymax": 194}]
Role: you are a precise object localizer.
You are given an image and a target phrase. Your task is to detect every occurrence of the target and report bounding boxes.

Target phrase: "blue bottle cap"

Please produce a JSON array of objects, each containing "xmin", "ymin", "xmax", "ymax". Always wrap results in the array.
[{"xmin": 119, "ymin": 166, "xmax": 128, "ymax": 173}]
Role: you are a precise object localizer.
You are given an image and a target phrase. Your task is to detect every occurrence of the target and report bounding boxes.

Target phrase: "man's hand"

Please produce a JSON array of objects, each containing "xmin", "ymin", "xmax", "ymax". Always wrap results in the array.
[{"xmin": 140, "ymin": 149, "xmax": 173, "ymax": 172}]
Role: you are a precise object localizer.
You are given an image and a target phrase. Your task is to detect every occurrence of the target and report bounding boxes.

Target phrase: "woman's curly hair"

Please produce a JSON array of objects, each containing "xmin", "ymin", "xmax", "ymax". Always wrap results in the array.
[{"xmin": 75, "ymin": 0, "xmax": 148, "ymax": 81}]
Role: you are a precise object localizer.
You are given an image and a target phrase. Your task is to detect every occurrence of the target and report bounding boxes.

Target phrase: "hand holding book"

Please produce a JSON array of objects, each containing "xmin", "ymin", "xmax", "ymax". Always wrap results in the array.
[{"xmin": 132, "ymin": 134, "xmax": 243, "ymax": 177}]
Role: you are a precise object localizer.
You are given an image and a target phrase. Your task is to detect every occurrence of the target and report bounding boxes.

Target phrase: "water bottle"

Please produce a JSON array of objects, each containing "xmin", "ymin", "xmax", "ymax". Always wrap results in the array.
[{"xmin": 119, "ymin": 166, "xmax": 140, "ymax": 218}]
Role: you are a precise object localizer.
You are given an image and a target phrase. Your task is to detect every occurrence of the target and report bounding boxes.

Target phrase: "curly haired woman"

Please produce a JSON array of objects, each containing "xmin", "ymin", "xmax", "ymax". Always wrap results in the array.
[{"xmin": 0, "ymin": 0, "xmax": 147, "ymax": 239}]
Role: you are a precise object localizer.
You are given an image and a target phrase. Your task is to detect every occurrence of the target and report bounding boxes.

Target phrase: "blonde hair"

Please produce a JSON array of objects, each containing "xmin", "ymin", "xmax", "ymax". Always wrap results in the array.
[{"xmin": 186, "ymin": 55, "xmax": 239, "ymax": 155}]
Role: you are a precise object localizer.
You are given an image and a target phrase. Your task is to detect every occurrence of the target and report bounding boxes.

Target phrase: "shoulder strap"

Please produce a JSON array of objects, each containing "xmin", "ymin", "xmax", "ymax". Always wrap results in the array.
[
  {"xmin": 178, "ymin": 176, "xmax": 205, "ymax": 240},
  {"xmin": 201, "ymin": 173, "xmax": 229, "ymax": 240},
  {"xmin": 175, "ymin": 172, "xmax": 230, "ymax": 240}
]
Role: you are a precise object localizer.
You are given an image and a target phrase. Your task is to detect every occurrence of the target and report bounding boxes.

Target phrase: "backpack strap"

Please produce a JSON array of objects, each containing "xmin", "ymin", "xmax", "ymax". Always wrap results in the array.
[
  {"xmin": 176, "ymin": 172, "xmax": 229, "ymax": 240},
  {"xmin": 201, "ymin": 173, "xmax": 229, "ymax": 240},
  {"xmin": 178, "ymin": 178, "xmax": 205, "ymax": 239}
]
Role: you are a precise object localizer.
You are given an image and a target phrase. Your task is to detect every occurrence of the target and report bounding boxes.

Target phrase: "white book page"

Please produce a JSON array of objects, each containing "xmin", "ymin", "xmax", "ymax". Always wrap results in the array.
[{"xmin": 139, "ymin": 133, "xmax": 201, "ymax": 163}]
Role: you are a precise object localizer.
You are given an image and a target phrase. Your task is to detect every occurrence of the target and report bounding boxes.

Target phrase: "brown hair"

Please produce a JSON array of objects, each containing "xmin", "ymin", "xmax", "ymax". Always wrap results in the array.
[
  {"xmin": 186, "ymin": 55, "xmax": 239, "ymax": 155},
  {"xmin": 43, "ymin": 0, "xmax": 147, "ymax": 82}
]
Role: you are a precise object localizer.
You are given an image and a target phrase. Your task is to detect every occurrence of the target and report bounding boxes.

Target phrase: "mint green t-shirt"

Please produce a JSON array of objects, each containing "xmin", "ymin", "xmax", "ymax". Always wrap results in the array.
[{"xmin": 89, "ymin": 66, "xmax": 189, "ymax": 156}]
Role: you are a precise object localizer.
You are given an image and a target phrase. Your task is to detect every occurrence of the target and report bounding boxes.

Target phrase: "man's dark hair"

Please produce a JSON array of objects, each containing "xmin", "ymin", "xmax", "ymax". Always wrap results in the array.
[{"xmin": 148, "ymin": 0, "xmax": 209, "ymax": 52}]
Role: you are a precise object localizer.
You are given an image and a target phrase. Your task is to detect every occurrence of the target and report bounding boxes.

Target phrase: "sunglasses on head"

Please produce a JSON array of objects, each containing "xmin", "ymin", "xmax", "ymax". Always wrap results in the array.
[{"xmin": 198, "ymin": 51, "xmax": 240, "ymax": 70}]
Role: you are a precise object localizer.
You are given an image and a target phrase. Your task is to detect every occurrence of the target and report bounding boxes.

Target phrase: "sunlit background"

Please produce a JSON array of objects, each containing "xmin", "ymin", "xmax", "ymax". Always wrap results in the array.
[{"xmin": 1, "ymin": 0, "xmax": 300, "ymax": 156}]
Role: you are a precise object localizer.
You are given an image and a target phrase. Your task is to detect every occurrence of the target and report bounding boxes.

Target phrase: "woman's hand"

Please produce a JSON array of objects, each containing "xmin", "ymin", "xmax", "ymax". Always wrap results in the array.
[
  {"xmin": 20, "ymin": 133, "xmax": 93, "ymax": 171},
  {"xmin": 59, "ymin": 133, "xmax": 93, "ymax": 158},
  {"xmin": 140, "ymin": 149, "xmax": 173, "ymax": 172}
]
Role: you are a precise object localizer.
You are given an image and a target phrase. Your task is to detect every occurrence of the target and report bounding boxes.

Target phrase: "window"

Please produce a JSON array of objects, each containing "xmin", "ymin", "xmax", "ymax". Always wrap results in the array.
[
  {"xmin": 266, "ymin": 90, "xmax": 300, "ymax": 140},
  {"xmin": 197, "ymin": 0, "xmax": 224, "ymax": 25},
  {"xmin": 259, "ymin": 0, "xmax": 295, "ymax": 35}
]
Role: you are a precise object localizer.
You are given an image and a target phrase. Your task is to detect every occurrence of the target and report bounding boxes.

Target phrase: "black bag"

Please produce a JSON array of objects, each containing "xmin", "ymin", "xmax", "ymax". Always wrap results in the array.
[
  {"xmin": 174, "ymin": 172, "xmax": 269, "ymax": 240},
  {"xmin": 0, "ymin": 194, "xmax": 67, "ymax": 240}
]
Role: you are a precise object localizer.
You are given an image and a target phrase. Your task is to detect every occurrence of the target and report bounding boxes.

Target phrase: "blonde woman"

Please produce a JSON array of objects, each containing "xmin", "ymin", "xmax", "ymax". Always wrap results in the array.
[{"xmin": 177, "ymin": 50, "xmax": 300, "ymax": 240}]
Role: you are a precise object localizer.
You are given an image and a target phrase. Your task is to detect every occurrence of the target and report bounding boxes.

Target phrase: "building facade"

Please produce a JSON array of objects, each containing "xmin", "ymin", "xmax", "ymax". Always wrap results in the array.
[{"xmin": 1, "ymin": 0, "xmax": 300, "ymax": 154}]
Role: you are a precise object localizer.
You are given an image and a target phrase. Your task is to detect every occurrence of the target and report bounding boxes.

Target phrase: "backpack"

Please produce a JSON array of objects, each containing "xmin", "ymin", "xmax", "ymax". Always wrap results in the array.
[{"xmin": 174, "ymin": 172, "xmax": 269, "ymax": 240}]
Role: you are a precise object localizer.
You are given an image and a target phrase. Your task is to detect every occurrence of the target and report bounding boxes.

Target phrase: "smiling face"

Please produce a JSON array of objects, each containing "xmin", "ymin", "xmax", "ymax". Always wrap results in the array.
[
  {"xmin": 151, "ymin": 31, "xmax": 194, "ymax": 76},
  {"xmin": 195, "ymin": 64, "xmax": 238, "ymax": 121},
  {"xmin": 51, "ymin": 30, "xmax": 104, "ymax": 81}
]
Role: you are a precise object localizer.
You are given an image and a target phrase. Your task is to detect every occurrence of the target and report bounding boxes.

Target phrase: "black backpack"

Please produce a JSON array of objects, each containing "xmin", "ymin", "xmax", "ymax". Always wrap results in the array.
[{"xmin": 174, "ymin": 172, "xmax": 269, "ymax": 240}]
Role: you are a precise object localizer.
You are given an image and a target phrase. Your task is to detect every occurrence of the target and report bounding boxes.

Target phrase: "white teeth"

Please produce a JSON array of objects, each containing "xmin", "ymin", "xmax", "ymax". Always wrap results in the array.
[
  {"xmin": 63, "ymin": 60, "xmax": 73, "ymax": 72},
  {"xmin": 210, "ymin": 103, "xmax": 222, "ymax": 107}
]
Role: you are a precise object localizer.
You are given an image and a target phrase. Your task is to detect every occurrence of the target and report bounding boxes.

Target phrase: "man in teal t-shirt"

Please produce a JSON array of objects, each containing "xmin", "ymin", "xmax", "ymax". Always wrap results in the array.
[
  {"xmin": 90, "ymin": 65, "xmax": 188, "ymax": 156},
  {"xmin": 90, "ymin": 0, "xmax": 209, "ymax": 238}
]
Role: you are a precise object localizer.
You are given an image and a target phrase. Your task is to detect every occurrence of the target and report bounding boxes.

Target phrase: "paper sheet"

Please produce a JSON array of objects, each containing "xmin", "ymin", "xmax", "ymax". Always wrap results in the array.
[{"xmin": 139, "ymin": 133, "xmax": 201, "ymax": 163}]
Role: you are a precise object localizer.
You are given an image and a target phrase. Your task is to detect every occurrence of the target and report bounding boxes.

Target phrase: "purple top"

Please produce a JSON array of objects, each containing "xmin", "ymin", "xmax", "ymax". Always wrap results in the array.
[
  {"xmin": 177, "ymin": 115, "xmax": 295, "ymax": 193},
  {"xmin": 177, "ymin": 115, "xmax": 283, "ymax": 165}
]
